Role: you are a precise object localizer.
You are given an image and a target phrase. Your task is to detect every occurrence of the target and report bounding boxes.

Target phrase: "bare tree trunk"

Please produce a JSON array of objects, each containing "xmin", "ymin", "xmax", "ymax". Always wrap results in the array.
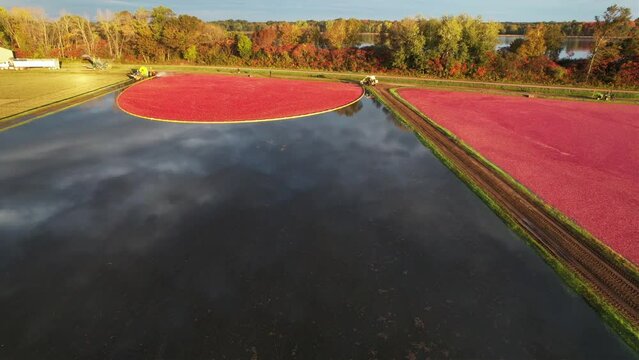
[
  {"xmin": 56, "ymin": 23, "xmax": 65, "ymax": 57},
  {"xmin": 0, "ymin": 13, "xmax": 21, "ymax": 48},
  {"xmin": 99, "ymin": 20, "xmax": 115, "ymax": 58},
  {"xmin": 113, "ymin": 28, "xmax": 123, "ymax": 59},
  {"xmin": 41, "ymin": 19, "xmax": 49, "ymax": 56},
  {"xmin": 76, "ymin": 17, "xmax": 95, "ymax": 55},
  {"xmin": 586, "ymin": 37, "xmax": 604, "ymax": 81},
  {"xmin": 106, "ymin": 27, "xmax": 115, "ymax": 57}
]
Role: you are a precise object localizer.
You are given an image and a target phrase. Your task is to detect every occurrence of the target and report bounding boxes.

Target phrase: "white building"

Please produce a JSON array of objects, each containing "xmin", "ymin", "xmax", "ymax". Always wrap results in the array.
[
  {"xmin": 0, "ymin": 46, "xmax": 60, "ymax": 70},
  {"xmin": 0, "ymin": 47, "xmax": 14, "ymax": 69},
  {"xmin": 11, "ymin": 58, "xmax": 60, "ymax": 69}
]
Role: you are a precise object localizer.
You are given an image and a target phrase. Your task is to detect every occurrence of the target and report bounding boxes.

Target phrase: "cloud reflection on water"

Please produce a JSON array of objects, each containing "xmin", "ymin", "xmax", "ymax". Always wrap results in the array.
[{"xmin": 0, "ymin": 94, "xmax": 633, "ymax": 359}]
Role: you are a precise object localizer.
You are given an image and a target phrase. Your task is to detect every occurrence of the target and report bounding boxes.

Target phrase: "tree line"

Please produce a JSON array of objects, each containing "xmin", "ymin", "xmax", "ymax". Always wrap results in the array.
[
  {"xmin": 501, "ymin": 21, "xmax": 597, "ymax": 36},
  {"xmin": 0, "ymin": 5, "xmax": 637, "ymax": 87},
  {"xmin": 211, "ymin": 19, "xmax": 599, "ymax": 37}
]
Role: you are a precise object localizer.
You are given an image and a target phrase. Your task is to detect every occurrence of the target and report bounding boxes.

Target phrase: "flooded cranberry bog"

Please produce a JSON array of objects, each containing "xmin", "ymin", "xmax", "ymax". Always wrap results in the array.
[
  {"xmin": 397, "ymin": 88, "xmax": 639, "ymax": 265},
  {"xmin": 0, "ymin": 76, "xmax": 635, "ymax": 358}
]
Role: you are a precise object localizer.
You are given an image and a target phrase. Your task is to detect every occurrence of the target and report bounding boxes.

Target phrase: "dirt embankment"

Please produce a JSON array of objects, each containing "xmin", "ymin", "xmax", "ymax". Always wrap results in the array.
[{"xmin": 372, "ymin": 84, "xmax": 639, "ymax": 345}]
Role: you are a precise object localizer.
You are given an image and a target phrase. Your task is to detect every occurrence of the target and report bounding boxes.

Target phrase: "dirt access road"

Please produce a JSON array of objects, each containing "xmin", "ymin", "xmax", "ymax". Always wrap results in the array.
[{"xmin": 371, "ymin": 84, "xmax": 639, "ymax": 345}]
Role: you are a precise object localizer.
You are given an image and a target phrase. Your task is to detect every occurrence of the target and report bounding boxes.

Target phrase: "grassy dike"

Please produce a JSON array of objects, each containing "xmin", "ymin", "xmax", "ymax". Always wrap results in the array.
[{"xmin": 366, "ymin": 85, "xmax": 639, "ymax": 352}]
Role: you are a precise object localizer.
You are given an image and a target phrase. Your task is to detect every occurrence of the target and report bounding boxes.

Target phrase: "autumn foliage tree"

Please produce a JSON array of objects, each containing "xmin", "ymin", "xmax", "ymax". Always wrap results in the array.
[
  {"xmin": 544, "ymin": 24, "xmax": 565, "ymax": 60},
  {"xmin": 384, "ymin": 16, "xmax": 499, "ymax": 77},
  {"xmin": 277, "ymin": 23, "xmax": 302, "ymax": 46},
  {"xmin": 252, "ymin": 25, "xmax": 277, "ymax": 51},
  {"xmin": 587, "ymin": 5, "xmax": 633, "ymax": 80},
  {"xmin": 517, "ymin": 25, "xmax": 547, "ymax": 58},
  {"xmin": 386, "ymin": 18, "xmax": 425, "ymax": 70},
  {"xmin": 97, "ymin": 10, "xmax": 136, "ymax": 60},
  {"xmin": 235, "ymin": 33, "xmax": 252, "ymax": 60},
  {"xmin": 324, "ymin": 19, "xmax": 361, "ymax": 49},
  {"xmin": 162, "ymin": 15, "xmax": 204, "ymax": 60},
  {"xmin": 0, "ymin": 7, "xmax": 54, "ymax": 56},
  {"xmin": 0, "ymin": 4, "xmax": 636, "ymax": 87}
]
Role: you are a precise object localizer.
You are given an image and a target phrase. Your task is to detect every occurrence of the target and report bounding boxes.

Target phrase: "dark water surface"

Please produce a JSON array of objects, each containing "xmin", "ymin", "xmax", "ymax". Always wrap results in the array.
[{"xmin": 0, "ymin": 94, "xmax": 633, "ymax": 359}]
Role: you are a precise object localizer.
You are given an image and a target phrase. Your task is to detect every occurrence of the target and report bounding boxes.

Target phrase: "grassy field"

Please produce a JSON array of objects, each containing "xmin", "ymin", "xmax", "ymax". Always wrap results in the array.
[{"xmin": 0, "ymin": 62, "xmax": 129, "ymax": 120}]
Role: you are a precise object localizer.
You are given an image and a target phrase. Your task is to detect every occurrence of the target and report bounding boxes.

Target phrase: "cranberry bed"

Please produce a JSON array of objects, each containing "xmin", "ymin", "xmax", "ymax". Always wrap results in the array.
[
  {"xmin": 117, "ymin": 74, "xmax": 363, "ymax": 123},
  {"xmin": 398, "ymin": 88, "xmax": 639, "ymax": 265}
]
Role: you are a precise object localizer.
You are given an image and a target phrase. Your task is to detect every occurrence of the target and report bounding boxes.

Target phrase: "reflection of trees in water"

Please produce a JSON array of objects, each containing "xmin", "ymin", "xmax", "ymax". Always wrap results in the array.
[
  {"xmin": 334, "ymin": 100, "xmax": 363, "ymax": 117},
  {"xmin": 335, "ymin": 97, "xmax": 409, "ymax": 132},
  {"xmin": 371, "ymin": 97, "xmax": 411, "ymax": 132}
]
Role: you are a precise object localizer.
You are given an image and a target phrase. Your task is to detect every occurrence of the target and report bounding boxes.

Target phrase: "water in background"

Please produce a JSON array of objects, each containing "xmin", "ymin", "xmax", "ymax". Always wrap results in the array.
[
  {"xmin": 359, "ymin": 33, "xmax": 593, "ymax": 60},
  {"xmin": 497, "ymin": 35, "xmax": 593, "ymax": 59}
]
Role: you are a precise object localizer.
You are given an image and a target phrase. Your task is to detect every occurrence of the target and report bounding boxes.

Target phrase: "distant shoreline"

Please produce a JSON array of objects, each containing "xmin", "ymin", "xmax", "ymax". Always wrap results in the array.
[
  {"xmin": 240, "ymin": 31, "xmax": 595, "ymax": 39},
  {"xmin": 498, "ymin": 34, "xmax": 594, "ymax": 39},
  {"xmin": 362, "ymin": 33, "xmax": 594, "ymax": 39}
]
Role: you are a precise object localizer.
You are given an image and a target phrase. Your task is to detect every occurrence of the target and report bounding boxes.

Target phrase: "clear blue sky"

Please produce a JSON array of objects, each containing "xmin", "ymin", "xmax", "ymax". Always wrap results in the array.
[{"xmin": 1, "ymin": 0, "xmax": 637, "ymax": 21}]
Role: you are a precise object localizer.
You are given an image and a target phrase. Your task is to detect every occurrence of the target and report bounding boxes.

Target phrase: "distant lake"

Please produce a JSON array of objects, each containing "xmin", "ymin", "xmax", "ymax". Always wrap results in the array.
[
  {"xmin": 359, "ymin": 33, "xmax": 593, "ymax": 60},
  {"xmin": 497, "ymin": 35, "xmax": 593, "ymax": 60}
]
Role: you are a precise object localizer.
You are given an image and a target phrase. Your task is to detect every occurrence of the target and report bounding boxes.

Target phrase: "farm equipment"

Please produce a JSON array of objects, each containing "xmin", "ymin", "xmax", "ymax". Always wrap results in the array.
[
  {"xmin": 360, "ymin": 75, "xmax": 379, "ymax": 86},
  {"xmin": 82, "ymin": 55, "xmax": 111, "ymax": 70},
  {"xmin": 593, "ymin": 91, "xmax": 613, "ymax": 101},
  {"xmin": 127, "ymin": 66, "xmax": 157, "ymax": 81}
]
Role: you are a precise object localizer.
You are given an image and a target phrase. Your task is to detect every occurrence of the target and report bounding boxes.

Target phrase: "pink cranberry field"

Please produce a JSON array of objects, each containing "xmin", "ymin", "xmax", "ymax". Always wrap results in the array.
[
  {"xmin": 398, "ymin": 88, "xmax": 639, "ymax": 265},
  {"xmin": 117, "ymin": 74, "xmax": 363, "ymax": 123}
]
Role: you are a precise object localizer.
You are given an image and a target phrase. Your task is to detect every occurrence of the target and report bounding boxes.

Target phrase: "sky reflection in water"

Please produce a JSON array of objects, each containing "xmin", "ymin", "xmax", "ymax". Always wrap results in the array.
[{"xmin": 0, "ymin": 94, "xmax": 633, "ymax": 359}]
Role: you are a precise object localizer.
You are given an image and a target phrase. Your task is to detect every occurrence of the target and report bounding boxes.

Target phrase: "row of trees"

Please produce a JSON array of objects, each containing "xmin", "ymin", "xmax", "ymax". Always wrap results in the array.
[
  {"xmin": 501, "ymin": 21, "xmax": 597, "ymax": 36},
  {"xmin": 209, "ymin": 19, "xmax": 383, "ymax": 34},
  {"xmin": 211, "ymin": 19, "xmax": 603, "ymax": 37},
  {"xmin": 377, "ymin": 16, "xmax": 501, "ymax": 77},
  {"xmin": 487, "ymin": 7, "xmax": 638, "ymax": 85},
  {"xmin": 0, "ymin": 5, "xmax": 637, "ymax": 87}
]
